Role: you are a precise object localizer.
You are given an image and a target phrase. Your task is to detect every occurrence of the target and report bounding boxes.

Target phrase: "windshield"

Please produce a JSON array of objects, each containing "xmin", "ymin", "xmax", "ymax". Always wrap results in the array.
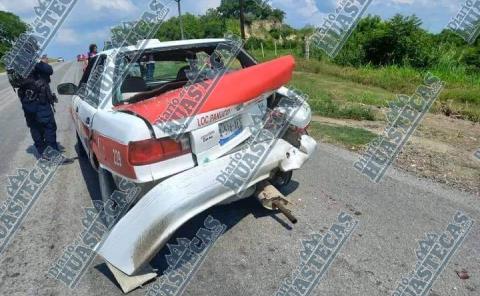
[{"xmin": 112, "ymin": 43, "xmax": 255, "ymax": 106}]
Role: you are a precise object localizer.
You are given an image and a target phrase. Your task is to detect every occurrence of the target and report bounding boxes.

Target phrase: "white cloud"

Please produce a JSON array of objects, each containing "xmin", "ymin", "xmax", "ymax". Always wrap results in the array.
[
  {"xmin": 272, "ymin": 0, "xmax": 326, "ymax": 26},
  {"xmin": 0, "ymin": 0, "xmax": 140, "ymax": 24},
  {"xmin": 391, "ymin": 0, "xmax": 414, "ymax": 4},
  {"xmin": 182, "ymin": 0, "xmax": 222, "ymax": 16},
  {"xmin": 56, "ymin": 28, "xmax": 78, "ymax": 45},
  {"xmin": 54, "ymin": 26, "xmax": 109, "ymax": 48},
  {"xmin": 0, "ymin": 0, "xmax": 37, "ymax": 14},
  {"xmin": 86, "ymin": 0, "xmax": 137, "ymax": 12},
  {"xmin": 379, "ymin": 0, "xmax": 463, "ymax": 13}
]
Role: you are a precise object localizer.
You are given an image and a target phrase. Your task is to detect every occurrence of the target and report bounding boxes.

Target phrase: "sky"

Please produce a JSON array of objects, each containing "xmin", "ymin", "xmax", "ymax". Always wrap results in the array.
[{"xmin": 0, "ymin": 0, "xmax": 467, "ymax": 59}]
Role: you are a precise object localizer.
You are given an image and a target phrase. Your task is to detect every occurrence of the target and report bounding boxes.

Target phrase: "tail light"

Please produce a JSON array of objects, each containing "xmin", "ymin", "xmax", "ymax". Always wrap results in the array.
[
  {"xmin": 128, "ymin": 135, "xmax": 191, "ymax": 166},
  {"xmin": 293, "ymin": 124, "xmax": 309, "ymax": 135}
]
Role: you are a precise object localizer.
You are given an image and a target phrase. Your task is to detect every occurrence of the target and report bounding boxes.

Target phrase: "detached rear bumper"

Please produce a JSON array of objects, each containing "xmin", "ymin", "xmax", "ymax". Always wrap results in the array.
[{"xmin": 98, "ymin": 135, "xmax": 317, "ymax": 275}]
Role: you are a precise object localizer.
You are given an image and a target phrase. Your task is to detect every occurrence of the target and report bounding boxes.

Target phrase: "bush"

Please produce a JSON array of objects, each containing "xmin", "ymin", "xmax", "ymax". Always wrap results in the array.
[
  {"xmin": 0, "ymin": 11, "xmax": 28, "ymax": 61},
  {"xmin": 462, "ymin": 47, "xmax": 480, "ymax": 71}
]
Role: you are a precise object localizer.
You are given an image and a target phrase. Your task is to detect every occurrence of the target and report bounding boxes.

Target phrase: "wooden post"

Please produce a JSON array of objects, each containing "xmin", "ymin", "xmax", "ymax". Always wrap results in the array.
[
  {"xmin": 274, "ymin": 40, "xmax": 277, "ymax": 56},
  {"xmin": 261, "ymin": 42, "xmax": 264, "ymax": 58},
  {"xmin": 240, "ymin": 0, "xmax": 246, "ymax": 40},
  {"xmin": 305, "ymin": 37, "xmax": 310, "ymax": 60},
  {"xmin": 176, "ymin": 0, "xmax": 185, "ymax": 40}
]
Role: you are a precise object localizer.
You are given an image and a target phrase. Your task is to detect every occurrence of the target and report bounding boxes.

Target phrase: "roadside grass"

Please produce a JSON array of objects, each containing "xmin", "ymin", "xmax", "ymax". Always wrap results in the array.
[
  {"xmin": 248, "ymin": 48, "xmax": 297, "ymax": 62},
  {"xmin": 299, "ymin": 60, "xmax": 480, "ymax": 122},
  {"xmin": 308, "ymin": 121, "xmax": 377, "ymax": 150},
  {"xmin": 289, "ymin": 71, "xmax": 390, "ymax": 121},
  {"xmin": 249, "ymin": 49, "xmax": 480, "ymax": 122},
  {"xmin": 0, "ymin": 64, "xmax": 4, "ymax": 73}
]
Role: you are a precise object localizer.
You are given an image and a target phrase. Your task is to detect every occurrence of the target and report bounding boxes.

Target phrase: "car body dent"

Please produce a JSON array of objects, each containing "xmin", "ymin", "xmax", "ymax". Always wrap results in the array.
[{"xmin": 97, "ymin": 135, "xmax": 317, "ymax": 275}]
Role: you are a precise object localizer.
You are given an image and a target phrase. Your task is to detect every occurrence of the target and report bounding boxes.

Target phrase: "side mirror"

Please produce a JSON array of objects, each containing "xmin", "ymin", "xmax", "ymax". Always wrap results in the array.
[{"xmin": 57, "ymin": 83, "xmax": 77, "ymax": 95}]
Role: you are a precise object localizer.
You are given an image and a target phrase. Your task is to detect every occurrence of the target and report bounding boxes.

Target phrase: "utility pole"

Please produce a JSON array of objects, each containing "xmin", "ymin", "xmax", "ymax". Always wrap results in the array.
[
  {"xmin": 175, "ymin": 0, "xmax": 185, "ymax": 40},
  {"xmin": 305, "ymin": 37, "xmax": 310, "ymax": 60},
  {"xmin": 239, "ymin": 0, "xmax": 246, "ymax": 40}
]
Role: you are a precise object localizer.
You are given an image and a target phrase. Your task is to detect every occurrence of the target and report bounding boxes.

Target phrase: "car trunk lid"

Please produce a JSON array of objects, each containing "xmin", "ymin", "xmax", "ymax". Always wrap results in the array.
[{"xmin": 115, "ymin": 55, "xmax": 294, "ymax": 164}]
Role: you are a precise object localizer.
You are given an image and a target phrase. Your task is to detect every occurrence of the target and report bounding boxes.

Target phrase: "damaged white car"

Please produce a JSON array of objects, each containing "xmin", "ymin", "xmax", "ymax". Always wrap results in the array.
[{"xmin": 57, "ymin": 38, "xmax": 317, "ymax": 292}]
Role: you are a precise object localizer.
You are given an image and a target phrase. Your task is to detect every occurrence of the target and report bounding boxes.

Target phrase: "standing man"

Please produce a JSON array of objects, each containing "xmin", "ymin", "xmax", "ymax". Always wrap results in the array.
[
  {"xmin": 15, "ymin": 55, "xmax": 59, "ymax": 156},
  {"xmin": 145, "ymin": 54, "xmax": 155, "ymax": 81},
  {"xmin": 87, "ymin": 44, "xmax": 97, "ymax": 64},
  {"xmin": 83, "ymin": 44, "xmax": 97, "ymax": 71}
]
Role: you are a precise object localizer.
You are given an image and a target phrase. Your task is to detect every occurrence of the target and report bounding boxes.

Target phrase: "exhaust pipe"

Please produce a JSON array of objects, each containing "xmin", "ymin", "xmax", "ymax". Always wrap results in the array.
[{"xmin": 255, "ymin": 180, "xmax": 297, "ymax": 224}]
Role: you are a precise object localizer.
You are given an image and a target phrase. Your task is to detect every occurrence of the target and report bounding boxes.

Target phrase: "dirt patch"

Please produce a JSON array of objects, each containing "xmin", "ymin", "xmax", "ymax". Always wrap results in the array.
[{"xmin": 312, "ymin": 114, "xmax": 480, "ymax": 196}]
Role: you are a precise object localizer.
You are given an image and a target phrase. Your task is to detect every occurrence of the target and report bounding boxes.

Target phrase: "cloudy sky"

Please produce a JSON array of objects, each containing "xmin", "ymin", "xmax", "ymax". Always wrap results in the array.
[{"xmin": 0, "ymin": 0, "xmax": 466, "ymax": 59}]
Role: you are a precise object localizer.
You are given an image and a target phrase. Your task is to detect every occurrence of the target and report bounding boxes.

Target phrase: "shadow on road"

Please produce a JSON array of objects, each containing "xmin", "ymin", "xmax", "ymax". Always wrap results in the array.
[
  {"xmin": 93, "ymin": 177, "xmax": 300, "ymax": 292},
  {"xmin": 76, "ymin": 145, "xmax": 102, "ymax": 208},
  {"xmin": 26, "ymin": 142, "xmax": 68, "ymax": 159}
]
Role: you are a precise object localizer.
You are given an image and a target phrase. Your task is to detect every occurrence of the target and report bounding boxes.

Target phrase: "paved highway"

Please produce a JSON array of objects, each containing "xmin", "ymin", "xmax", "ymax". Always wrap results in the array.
[{"xmin": 0, "ymin": 62, "xmax": 478, "ymax": 296}]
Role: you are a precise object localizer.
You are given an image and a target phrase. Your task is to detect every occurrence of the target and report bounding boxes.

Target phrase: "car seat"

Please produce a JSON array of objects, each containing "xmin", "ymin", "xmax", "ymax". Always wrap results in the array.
[{"xmin": 121, "ymin": 76, "xmax": 147, "ymax": 93}]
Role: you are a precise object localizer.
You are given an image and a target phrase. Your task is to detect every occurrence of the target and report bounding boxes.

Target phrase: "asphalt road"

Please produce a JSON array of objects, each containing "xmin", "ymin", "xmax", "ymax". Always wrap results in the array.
[{"xmin": 0, "ymin": 62, "xmax": 479, "ymax": 296}]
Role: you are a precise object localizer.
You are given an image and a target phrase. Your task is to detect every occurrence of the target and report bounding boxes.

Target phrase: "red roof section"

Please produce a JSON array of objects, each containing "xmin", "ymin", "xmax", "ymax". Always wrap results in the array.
[{"xmin": 115, "ymin": 55, "xmax": 295, "ymax": 124}]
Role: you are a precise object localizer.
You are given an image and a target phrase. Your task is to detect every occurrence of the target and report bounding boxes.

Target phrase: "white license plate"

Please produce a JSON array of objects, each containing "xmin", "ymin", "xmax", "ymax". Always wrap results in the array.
[{"xmin": 219, "ymin": 115, "xmax": 242, "ymax": 145}]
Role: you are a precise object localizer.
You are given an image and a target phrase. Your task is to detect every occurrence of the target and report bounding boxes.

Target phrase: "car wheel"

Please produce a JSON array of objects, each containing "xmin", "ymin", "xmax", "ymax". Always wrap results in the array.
[
  {"xmin": 76, "ymin": 132, "xmax": 87, "ymax": 158},
  {"xmin": 270, "ymin": 170, "xmax": 293, "ymax": 189},
  {"xmin": 97, "ymin": 167, "xmax": 121, "ymax": 224}
]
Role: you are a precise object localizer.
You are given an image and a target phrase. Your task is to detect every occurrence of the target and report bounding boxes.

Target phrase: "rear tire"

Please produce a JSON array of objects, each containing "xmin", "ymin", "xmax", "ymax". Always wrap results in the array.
[
  {"xmin": 98, "ymin": 167, "xmax": 120, "ymax": 223},
  {"xmin": 76, "ymin": 132, "xmax": 87, "ymax": 158}
]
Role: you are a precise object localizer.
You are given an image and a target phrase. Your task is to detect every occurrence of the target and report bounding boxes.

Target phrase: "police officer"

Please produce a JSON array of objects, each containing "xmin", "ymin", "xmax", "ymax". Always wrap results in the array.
[{"xmin": 18, "ymin": 55, "xmax": 59, "ymax": 156}]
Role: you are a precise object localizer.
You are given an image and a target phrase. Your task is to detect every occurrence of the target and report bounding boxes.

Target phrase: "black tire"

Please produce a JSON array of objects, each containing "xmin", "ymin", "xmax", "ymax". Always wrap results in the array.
[
  {"xmin": 270, "ymin": 170, "xmax": 293, "ymax": 189},
  {"xmin": 98, "ymin": 167, "xmax": 118, "ymax": 206},
  {"xmin": 76, "ymin": 132, "xmax": 87, "ymax": 158}
]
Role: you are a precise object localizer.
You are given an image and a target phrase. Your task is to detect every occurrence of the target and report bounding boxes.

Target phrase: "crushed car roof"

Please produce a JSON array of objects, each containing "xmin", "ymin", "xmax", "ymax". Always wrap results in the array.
[{"xmin": 100, "ymin": 38, "xmax": 228, "ymax": 55}]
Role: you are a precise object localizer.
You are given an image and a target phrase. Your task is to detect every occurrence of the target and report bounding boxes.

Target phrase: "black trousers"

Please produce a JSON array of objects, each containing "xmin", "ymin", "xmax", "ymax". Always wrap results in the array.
[{"xmin": 22, "ymin": 101, "xmax": 58, "ymax": 154}]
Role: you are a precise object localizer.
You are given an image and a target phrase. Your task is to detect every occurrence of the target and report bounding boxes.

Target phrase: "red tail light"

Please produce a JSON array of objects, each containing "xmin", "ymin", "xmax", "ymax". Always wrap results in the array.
[
  {"xmin": 128, "ymin": 136, "xmax": 191, "ymax": 166},
  {"xmin": 292, "ymin": 124, "xmax": 309, "ymax": 135}
]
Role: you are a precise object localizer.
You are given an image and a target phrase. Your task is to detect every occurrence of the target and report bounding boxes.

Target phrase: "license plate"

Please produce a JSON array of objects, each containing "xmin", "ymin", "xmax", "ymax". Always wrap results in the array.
[{"xmin": 219, "ymin": 115, "xmax": 242, "ymax": 145}]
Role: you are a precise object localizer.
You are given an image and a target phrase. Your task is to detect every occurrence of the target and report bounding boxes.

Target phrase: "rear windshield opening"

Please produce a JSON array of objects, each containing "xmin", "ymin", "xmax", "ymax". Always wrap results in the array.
[{"xmin": 113, "ymin": 44, "xmax": 253, "ymax": 106}]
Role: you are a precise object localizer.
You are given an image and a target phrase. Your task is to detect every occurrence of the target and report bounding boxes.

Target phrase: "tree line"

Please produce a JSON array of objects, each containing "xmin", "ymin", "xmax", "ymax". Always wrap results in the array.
[
  {"xmin": 332, "ymin": 15, "xmax": 480, "ymax": 72},
  {"xmin": 0, "ymin": 11, "xmax": 28, "ymax": 63},
  {"xmin": 2, "ymin": 1, "xmax": 480, "ymax": 73}
]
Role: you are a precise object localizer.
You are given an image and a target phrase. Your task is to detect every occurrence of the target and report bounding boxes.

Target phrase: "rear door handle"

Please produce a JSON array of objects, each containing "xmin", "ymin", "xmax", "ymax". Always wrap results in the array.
[{"xmin": 86, "ymin": 117, "xmax": 90, "ymax": 125}]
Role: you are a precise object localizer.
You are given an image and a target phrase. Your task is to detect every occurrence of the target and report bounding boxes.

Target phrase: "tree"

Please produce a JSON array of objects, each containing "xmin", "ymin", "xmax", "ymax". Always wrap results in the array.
[
  {"xmin": 336, "ymin": 14, "xmax": 436, "ymax": 68},
  {"xmin": 217, "ymin": 0, "xmax": 284, "ymax": 22},
  {"xmin": 0, "ymin": 11, "xmax": 28, "ymax": 61},
  {"xmin": 201, "ymin": 10, "xmax": 226, "ymax": 38}
]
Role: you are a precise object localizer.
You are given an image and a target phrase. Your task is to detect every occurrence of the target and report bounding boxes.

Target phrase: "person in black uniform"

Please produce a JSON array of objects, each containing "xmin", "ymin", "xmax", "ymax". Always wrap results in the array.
[{"xmin": 18, "ymin": 55, "xmax": 59, "ymax": 155}]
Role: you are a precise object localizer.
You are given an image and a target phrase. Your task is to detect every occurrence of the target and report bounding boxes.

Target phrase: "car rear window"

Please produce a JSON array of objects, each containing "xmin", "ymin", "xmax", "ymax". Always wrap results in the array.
[{"xmin": 112, "ymin": 44, "xmax": 251, "ymax": 106}]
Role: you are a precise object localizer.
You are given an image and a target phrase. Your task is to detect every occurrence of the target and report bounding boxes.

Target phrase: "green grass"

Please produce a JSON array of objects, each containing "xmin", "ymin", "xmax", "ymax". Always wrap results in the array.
[
  {"xmin": 308, "ymin": 122, "xmax": 378, "ymax": 149},
  {"xmin": 289, "ymin": 71, "xmax": 387, "ymax": 121},
  {"xmin": 153, "ymin": 61, "xmax": 187, "ymax": 80},
  {"xmin": 294, "ymin": 58, "xmax": 480, "ymax": 122},
  {"xmin": 248, "ymin": 48, "xmax": 300, "ymax": 62},
  {"xmin": 0, "ymin": 64, "xmax": 4, "ymax": 73},
  {"xmin": 247, "ymin": 48, "xmax": 480, "ymax": 122}
]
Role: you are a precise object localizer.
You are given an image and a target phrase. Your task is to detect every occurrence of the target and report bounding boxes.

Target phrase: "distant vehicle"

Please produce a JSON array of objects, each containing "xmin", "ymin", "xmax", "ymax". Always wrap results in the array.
[
  {"xmin": 77, "ymin": 54, "xmax": 81, "ymax": 61},
  {"xmin": 57, "ymin": 57, "xmax": 64, "ymax": 62}
]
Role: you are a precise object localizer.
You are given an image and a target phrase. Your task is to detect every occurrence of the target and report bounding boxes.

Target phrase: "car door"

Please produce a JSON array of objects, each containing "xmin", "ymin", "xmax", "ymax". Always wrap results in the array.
[{"xmin": 74, "ymin": 55, "xmax": 106, "ymax": 157}]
